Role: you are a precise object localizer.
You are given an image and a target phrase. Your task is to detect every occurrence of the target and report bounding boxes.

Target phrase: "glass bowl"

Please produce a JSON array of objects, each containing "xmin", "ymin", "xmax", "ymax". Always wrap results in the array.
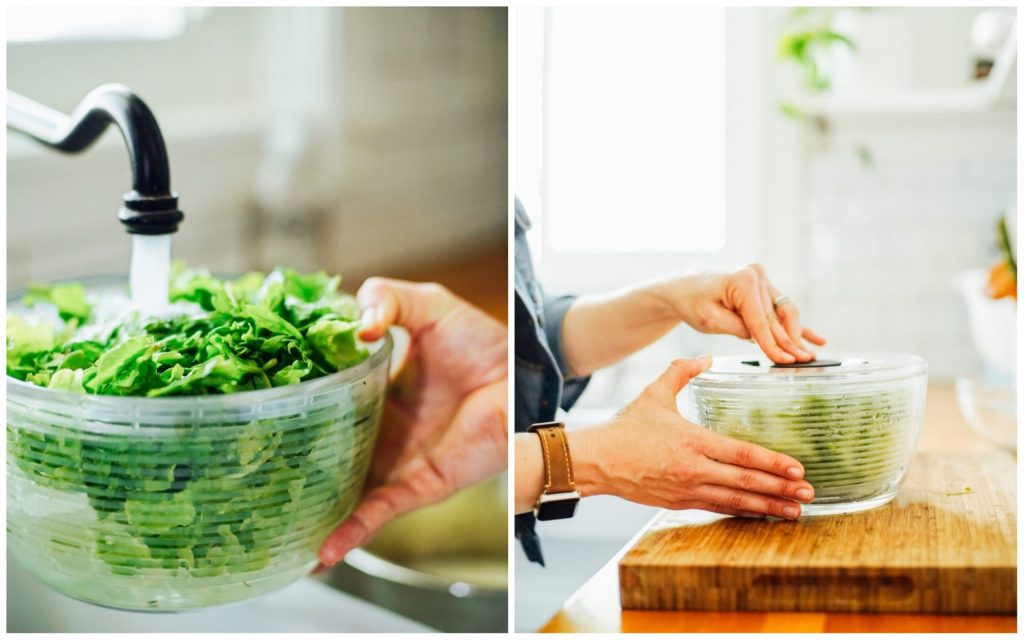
[
  {"xmin": 955, "ymin": 376, "xmax": 1016, "ymax": 452},
  {"xmin": 683, "ymin": 353, "xmax": 928, "ymax": 515},
  {"xmin": 6, "ymin": 280, "xmax": 390, "ymax": 611}
]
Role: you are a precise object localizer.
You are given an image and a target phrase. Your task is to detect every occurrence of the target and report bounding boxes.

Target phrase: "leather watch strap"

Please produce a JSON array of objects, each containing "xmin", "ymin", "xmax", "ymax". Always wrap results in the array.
[{"xmin": 529, "ymin": 421, "xmax": 575, "ymax": 494}]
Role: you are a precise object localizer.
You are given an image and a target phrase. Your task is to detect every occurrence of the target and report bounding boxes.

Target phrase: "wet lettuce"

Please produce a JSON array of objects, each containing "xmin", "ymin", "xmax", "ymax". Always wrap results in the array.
[{"xmin": 6, "ymin": 263, "xmax": 368, "ymax": 396}]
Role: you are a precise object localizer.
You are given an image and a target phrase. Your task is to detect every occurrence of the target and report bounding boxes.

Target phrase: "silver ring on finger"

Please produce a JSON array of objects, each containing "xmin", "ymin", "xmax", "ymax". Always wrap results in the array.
[{"xmin": 772, "ymin": 295, "xmax": 792, "ymax": 309}]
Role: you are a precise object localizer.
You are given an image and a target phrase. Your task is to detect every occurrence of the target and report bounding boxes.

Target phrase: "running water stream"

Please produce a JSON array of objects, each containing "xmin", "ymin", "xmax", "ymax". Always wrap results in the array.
[{"xmin": 129, "ymin": 234, "xmax": 171, "ymax": 314}]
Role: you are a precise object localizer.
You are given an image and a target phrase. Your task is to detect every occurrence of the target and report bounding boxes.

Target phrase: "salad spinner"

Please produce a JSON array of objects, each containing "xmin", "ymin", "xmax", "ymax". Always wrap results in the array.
[
  {"xmin": 6, "ymin": 287, "xmax": 391, "ymax": 611},
  {"xmin": 684, "ymin": 354, "xmax": 928, "ymax": 515}
]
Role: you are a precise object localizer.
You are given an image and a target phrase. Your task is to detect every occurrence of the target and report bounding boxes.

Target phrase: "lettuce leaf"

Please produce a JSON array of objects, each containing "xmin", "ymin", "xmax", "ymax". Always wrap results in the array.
[
  {"xmin": 6, "ymin": 315, "xmax": 57, "ymax": 378},
  {"xmin": 307, "ymin": 317, "xmax": 366, "ymax": 370},
  {"xmin": 24, "ymin": 282, "xmax": 91, "ymax": 322}
]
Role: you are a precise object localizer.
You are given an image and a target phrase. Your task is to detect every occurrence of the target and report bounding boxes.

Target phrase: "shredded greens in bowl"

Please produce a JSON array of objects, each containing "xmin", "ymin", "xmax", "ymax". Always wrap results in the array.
[
  {"xmin": 689, "ymin": 384, "xmax": 925, "ymax": 507},
  {"xmin": 7, "ymin": 262, "xmax": 370, "ymax": 396},
  {"xmin": 6, "ymin": 264, "xmax": 387, "ymax": 610}
]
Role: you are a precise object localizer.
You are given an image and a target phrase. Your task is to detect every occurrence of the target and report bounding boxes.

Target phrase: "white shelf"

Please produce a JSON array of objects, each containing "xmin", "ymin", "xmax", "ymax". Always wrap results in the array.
[
  {"xmin": 797, "ymin": 21, "xmax": 1017, "ymax": 117},
  {"xmin": 797, "ymin": 86, "xmax": 1011, "ymax": 117}
]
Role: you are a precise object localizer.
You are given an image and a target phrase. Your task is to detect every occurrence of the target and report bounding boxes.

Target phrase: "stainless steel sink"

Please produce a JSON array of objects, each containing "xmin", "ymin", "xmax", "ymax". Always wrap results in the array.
[
  {"xmin": 319, "ymin": 549, "xmax": 506, "ymax": 632},
  {"xmin": 318, "ymin": 475, "xmax": 508, "ymax": 632}
]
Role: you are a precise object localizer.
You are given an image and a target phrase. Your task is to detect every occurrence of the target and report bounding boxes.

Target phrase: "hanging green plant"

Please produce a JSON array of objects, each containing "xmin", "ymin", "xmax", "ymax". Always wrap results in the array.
[
  {"xmin": 776, "ymin": 7, "xmax": 873, "ymax": 168},
  {"xmin": 778, "ymin": 16, "xmax": 857, "ymax": 92}
]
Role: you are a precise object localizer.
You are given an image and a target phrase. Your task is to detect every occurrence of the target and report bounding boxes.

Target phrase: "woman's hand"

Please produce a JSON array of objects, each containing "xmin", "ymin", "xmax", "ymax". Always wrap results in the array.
[
  {"xmin": 657, "ymin": 264, "xmax": 826, "ymax": 364},
  {"xmin": 558, "ymin": 263, "xmax": 826, "ymax": 378},
  {"xmin": 568, "ymin": 356, "xmax": 814, "ymax": 519},
  {"xmin": 318, "ymin": 278, "xmax": 508, "ymax": 567}
]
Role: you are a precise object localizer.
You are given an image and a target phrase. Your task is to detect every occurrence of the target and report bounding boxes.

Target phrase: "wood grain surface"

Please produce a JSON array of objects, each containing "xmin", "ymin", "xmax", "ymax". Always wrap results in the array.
[
  {"xmin": 619, "ymin": 452, "xmax": 1016, "ymax": 614},
  {"xmin": 539, "ymin": 384, "xmax": 1018, "ymax": 633}
]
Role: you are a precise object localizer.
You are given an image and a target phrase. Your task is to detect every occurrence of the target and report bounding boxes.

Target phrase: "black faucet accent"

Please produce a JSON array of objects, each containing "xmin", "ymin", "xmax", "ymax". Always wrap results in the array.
[{"xmin": 7, "ymin": 84, "xmax": 184, "ymax": 234}]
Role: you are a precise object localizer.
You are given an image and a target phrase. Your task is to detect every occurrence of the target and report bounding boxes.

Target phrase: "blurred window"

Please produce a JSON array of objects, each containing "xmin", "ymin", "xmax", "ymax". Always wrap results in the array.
[
  {"xmin": 6, "ymin": 8, "xmax": 265, "ymax": 147},
  {"xmin": 542, "ymin": 7, "xmax": 727, "ymax": 254},
  {"xmin": 6, "ymin": 7, "xmax": 195, "ymax": 43}
]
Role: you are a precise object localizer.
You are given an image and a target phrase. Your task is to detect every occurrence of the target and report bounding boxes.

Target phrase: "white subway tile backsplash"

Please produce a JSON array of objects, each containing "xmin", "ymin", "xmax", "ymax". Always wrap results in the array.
[{"xmin": 796, "ymin": 113, "xmax": 1015, "ymax": 380}]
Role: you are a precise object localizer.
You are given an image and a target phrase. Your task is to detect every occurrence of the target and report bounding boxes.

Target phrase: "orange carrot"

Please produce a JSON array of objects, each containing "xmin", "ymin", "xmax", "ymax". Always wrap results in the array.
[{"xmin": 987, "ymin": 260, "xmax": 1017, "ymax": 300}]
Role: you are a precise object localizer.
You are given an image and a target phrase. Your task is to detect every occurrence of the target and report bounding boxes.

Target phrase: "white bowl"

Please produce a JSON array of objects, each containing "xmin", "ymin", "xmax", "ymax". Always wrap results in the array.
[{"xmin": 954, "ymin": 269, "xmax": 1016, "ymax": 377}]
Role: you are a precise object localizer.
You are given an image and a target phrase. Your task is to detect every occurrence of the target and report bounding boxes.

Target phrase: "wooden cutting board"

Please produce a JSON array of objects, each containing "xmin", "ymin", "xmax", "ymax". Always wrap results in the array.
[{"xmin": 619, "ymin": 452, "xmax": 1016, "ymax": 614}]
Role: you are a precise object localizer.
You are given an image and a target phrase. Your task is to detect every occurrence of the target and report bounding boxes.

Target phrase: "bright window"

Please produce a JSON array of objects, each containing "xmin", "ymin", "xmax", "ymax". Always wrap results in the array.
[
  {"xmin": 544, "ymin": 7, "xmax": 727, "ymax": 254},
  {"xmin": 6, "ymin": 7, "xmax": 192, "ymax": 43}
]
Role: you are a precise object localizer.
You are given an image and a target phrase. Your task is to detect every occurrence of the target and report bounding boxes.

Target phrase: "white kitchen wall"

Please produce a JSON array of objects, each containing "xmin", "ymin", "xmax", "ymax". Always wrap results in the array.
[
  {"xmin": 325, "ymin": 7, "xmax": 508, "ymax": 281},
  {"xmin": 768, "ymin": 7, "xmax": 1016, "ymax": 383},
  {"xmin": 796, "ymin": 111, "xmax": 1015, "ymax": 380}
]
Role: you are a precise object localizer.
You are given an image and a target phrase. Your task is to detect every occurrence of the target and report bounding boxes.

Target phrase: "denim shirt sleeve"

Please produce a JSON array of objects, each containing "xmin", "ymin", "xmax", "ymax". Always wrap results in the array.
[
  {"xmin": 513, "ymin": 197, "xmax": 591, "ymax": 566},
  {"xmin": 541, "ymin": 294, "xmax": 590, "ymax": 411}
]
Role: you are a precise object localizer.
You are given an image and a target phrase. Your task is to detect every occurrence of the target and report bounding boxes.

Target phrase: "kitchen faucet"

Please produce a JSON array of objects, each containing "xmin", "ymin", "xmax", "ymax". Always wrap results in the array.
[{"xmin": 7, "ymin": 84, "xmax": 183, "ymax": 235}]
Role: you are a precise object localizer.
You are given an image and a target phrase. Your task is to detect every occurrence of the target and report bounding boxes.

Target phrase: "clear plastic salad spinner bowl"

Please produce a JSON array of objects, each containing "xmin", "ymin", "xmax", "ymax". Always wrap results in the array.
[
  {"xmin": 684, "ymin": 354, "xmax": 928, "ymax": 515},
  {"xmin": 6, "ymin": 281, "xmax": 391, "ymax": 611}
]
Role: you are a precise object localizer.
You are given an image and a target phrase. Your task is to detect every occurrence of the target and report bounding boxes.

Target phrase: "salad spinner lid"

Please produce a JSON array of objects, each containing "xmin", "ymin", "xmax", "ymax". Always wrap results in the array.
[{"xmin": 694, "ymin": 353, "xmax": 927, "ymax": 385}]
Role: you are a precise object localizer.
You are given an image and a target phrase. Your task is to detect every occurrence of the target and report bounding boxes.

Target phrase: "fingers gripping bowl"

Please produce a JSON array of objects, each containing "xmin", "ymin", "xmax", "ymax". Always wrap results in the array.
[
  {"xmin": 684, "ymin": 354, "xmax": 928, "ymax": 515},
  {"xmin": 6, "ymin": 277, "xmax": 391, "ymax": 611}
]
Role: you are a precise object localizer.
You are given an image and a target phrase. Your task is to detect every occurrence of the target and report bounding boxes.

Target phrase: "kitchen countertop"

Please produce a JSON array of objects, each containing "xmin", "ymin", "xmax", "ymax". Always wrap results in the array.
[
  {"xmin": 6, "ymin": 550, "xmax": 432, "ymax": 633},
  {"xmin": 538, "ymin": 383, "xmax": 1017, "ymax": 633}
]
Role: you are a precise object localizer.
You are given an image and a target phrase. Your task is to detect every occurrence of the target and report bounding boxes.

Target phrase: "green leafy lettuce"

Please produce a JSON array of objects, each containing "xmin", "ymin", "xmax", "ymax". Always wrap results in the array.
[
  {"xmin": 695, "ymin": 389, "xmax": 915, "ymax": 503},
  {"xmin": 7, "ymin": 263, "xmax": 368, "ymax": 396}
]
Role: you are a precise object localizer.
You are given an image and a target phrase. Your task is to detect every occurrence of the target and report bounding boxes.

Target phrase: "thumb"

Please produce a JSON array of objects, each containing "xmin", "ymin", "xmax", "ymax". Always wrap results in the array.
[
  {"xmin": 647, "ymin": 355, "xmax": 713, "ymax": 401},
  {"xmin": 318, "ymin": 481, "xmax": 424, "ymax": 567},
  {"xmin": 355, "ymin": 277, "xmax": 456, "ymax": 342}
]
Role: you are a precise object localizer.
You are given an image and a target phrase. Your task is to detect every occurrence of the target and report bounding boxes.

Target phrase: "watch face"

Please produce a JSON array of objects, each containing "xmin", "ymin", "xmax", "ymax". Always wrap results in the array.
[{"xmin": 536, "ymin": 496, "xmax": 580, "ymax": 521}]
